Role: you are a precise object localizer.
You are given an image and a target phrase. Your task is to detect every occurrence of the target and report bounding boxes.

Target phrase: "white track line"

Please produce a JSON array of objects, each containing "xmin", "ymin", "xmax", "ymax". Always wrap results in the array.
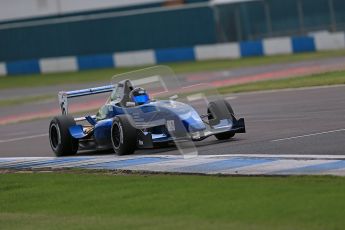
[
  {"xmin": 225, "ymin": 96, "xmax": 237, "ymax": 100},
  {"xmin": 0, "ymin": 133, "xmax": 48, "ymax": 143},
  {"xmin": 271, "ymin": 128, "xmax": 345, "ymax": 142}
]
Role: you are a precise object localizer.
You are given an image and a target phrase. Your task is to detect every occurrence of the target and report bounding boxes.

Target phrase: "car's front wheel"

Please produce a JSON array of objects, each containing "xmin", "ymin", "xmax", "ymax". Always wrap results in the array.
[
  {"xmin": 49, "ymin": 115, "xmax": 79, "ymax": 156},
  {"xmin": 111, "ymin": 115, "xmax": 137, "ymax": 155},
  {"xmin": 207, "ymin": 99, "xmax": 236, "ymax": 140}
]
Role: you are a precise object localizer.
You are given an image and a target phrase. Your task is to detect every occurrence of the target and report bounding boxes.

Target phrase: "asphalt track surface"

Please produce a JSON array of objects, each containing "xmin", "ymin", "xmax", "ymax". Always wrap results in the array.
[
  {"xmin": 1, "ymin": 56, "xmax": 345, "ymax": 124},
  {"xmin": 1, "ymin": 85, "xmax": 344, "ymax": 157}
]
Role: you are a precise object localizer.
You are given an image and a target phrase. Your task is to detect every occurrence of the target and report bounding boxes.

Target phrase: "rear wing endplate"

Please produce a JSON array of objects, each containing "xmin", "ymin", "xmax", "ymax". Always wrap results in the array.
[{"xmin": 58, "ymin": 85, "xmax": 115, "ymax": 115}]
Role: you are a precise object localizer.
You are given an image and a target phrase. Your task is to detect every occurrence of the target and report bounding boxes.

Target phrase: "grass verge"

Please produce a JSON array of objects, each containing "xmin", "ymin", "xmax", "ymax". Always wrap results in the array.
[
  {"xmin": 1, "ymin": 50, "xmax": 344, "ymax": 90},
  {"xmin": 0, "ymin": 94, "xmax": 55, "ymax": 107},
  {"xmin": 2, "ymin": 70, "xmax": 345, "ymax": 108},
  {"xmin": 218, "ymin": 70, "xmax": 345, "ymax": 94},
  {"xmin": 1, "ymin": 173, "xmax": 345, "ymax": 230}
]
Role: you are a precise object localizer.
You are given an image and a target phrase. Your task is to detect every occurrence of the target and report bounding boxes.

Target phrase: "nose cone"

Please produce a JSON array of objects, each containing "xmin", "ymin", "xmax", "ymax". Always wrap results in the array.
[
  {"xmin": 156, "ymin": 100, "xmax": 206, "ymax": 132},
  {"xmin": 182, "ymin": 119, "xmax": 206, "ymax": 132},
  {"xmin": 179, "ymin": 111, "xmax": 206, "ymax": 132}
]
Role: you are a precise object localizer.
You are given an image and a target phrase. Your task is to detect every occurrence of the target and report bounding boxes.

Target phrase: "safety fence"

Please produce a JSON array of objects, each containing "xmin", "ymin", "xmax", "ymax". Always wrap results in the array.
[
  {"xmin": 1, "ymin": 0, "xmax": 345, "ymax": 64},
  {"xmin": 0, "ymin": 31, "xmax": 344, "ymax": 76},
  {"xmin": 215, "ymin": 0, "xmax": 345, "ymax": 42}
]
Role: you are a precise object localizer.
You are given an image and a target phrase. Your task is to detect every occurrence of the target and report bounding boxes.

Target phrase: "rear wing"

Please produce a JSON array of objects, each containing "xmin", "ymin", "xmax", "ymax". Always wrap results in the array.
[{"xmin": 58, "ymin": 85, "xmax": 115, "ymax": 115}]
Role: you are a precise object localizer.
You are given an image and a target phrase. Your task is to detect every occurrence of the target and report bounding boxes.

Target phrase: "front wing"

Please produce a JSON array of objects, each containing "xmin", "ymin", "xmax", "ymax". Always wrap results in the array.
[{"xmin": 136, "ymin": 117, "xmax": 246, "ymax": 148}]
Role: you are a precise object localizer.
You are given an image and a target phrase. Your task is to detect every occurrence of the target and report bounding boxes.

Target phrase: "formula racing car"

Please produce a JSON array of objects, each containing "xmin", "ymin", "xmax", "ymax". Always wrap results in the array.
[{"xmin": 49, "ymin": 67, "xmax": 246, "ymax": 156}]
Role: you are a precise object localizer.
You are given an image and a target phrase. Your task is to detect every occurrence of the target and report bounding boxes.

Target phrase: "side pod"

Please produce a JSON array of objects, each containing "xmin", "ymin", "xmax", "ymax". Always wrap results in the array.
[{"xmin": 69, "ymin": 125, "xmax": 89, "ymax": 139}]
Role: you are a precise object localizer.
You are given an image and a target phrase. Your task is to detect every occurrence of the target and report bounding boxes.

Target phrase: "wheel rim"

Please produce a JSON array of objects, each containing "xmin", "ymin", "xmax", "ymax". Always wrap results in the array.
[
  {"xmin": 50, "ymin": 123, "xmax": 60, "ymax": 150},
  {"xmin": 112, "ymin": 122, "xmax": 121, "ymax": 149}
]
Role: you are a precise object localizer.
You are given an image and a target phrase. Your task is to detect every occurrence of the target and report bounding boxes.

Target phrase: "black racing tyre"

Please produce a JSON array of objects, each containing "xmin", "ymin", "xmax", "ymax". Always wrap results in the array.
[
  {"xmin": 111, "ymin": 115, "xmax": 137, "ymax": 155},
  {"xmin": 49, "ymin": 115, "xmax": 79, "ymax": 156},
  {"xmin": 208, "ymin": 99, "xmax": 236, "ymax": 140}
]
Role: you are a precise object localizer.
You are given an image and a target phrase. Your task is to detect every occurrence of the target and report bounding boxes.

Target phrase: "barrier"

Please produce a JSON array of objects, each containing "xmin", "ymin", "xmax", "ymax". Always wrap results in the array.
[
  {"xmin": 0, "ymin": 32, "xmax": 344, "ymax": 76},
  {"xmin": 39, "ymin": 56, "xmax": 78, "ymax": 73},
  {"xmin": 263, "ymin": 37, "xmax": 292, "ymax": 56}
]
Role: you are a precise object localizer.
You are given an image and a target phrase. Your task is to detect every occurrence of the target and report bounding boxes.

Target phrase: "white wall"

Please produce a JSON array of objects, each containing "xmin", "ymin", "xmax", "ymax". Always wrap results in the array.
[
  {"xmin": 195, "ymin": 43, "xmax": 240, "ymax": 60},
  {"xmin": 59, "ymin": 0, "xmax": 164, "ymax": 14},
  {"xmin": 0, "ymin": 0, "xmax": 58, "ymax": 21},
  {"xmin": 0, "ymin": 0, "xmax": 163, "ymax": 22},
  {"xmin": 263, "ymin": 37, "xmax": 292, "ymax": 56},
  {"xmin": 311, "ymin": 31, "xmax": 345, "ymax": 51},
  {"xmin": 0, "ymin": 63, "xmax": 6, "ymax": 76}
]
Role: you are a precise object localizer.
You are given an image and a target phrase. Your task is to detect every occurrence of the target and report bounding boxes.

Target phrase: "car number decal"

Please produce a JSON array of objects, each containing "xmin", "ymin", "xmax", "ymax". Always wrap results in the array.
[{"xmin": 166, "ymin": 120, "xmax": 175, "ymax": 132}]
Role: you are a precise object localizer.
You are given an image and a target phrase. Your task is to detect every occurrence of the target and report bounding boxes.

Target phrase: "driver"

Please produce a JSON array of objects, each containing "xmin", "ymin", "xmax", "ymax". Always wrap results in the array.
[{"xmin": 129, "ymin": 87, "xmax": 150, "ymax": 105}]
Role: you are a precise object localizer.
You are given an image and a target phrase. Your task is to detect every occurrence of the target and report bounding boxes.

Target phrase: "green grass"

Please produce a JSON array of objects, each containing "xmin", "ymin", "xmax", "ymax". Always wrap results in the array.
[
  {"xmin": 1, "ymin": 173, "xmax": 345, "ymax": 230},
  {"xmin": 218, "ymin": 70, "xmax": 345, "ymax": 94},
  {"xmin": 1, "ymin": 50, "xmax": 344, "ymax": 90}
]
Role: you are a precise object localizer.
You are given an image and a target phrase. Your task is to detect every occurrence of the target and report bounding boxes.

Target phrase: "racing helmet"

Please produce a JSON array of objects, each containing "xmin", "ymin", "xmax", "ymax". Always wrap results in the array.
[{"xmin": 130, "ymin": 87, "xmax": 150, "ymax": 105}]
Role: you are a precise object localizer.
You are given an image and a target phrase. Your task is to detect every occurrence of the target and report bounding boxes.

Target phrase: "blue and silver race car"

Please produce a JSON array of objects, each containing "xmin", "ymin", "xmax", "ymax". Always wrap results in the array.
[{"xmin": 49, "ymin": 68, "xmax": 245, "ymax": 156}]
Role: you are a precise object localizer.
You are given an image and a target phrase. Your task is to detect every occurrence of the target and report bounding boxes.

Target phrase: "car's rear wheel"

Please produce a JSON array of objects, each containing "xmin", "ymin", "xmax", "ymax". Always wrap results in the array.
[
  {"xmin": 49, "ymin": 115, "xmax": 79, "ymax": 156},
  {"xmin": 208, "ymin": 99, "xmax": 236, "ymax": 140},
  {"xmin": 111, "ymin": 115, "xmax": 137, "ymax": 155}
]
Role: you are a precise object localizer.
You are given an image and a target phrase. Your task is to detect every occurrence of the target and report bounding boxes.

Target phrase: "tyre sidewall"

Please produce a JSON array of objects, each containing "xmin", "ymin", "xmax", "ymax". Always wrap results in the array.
[
  {"xmin": 208, "ymin": 99, "xmax": 234, "ymax": 126},
  {"xmin": 49, "ymin": 115, "xmax": 78, "ymax": 156},
  {"xmin": 111, "ymin": 115, "xmax": 137, "ymax": 155}
]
